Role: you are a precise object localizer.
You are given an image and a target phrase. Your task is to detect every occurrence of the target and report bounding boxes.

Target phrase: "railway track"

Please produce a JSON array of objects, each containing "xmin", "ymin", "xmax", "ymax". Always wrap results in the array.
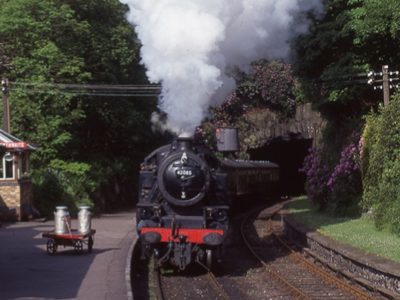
[
  {"xmin": 131, "ymin": 201, "xmax": 385, "ymax": 299},
  {"xmin": 197, "ymin": 259, "xmax": 231, "ymax": 300},
  {"xmin": 131, "ymin": 237, "xmax": 230, "ymax": 300},
  {"xmin": 240, "ymin": 204, "xmax": 378, "ymax": 299},
  {"xmin": 152, "ymin": 259, "xmax": 229, "ymax": 300},
  {"xmin": 153, "ymin": 259, "xmax": 165, "ymax": 300}
]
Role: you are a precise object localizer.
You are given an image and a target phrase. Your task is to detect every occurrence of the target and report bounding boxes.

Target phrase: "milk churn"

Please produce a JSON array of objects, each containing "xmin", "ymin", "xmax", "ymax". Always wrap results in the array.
[
  {"xmin": 78, "ymin": 206, "xmax": 92, "ymax": 234},
  {"xmin": 54, "ymin": 206, "xmax": 71, "ymax": 234}
]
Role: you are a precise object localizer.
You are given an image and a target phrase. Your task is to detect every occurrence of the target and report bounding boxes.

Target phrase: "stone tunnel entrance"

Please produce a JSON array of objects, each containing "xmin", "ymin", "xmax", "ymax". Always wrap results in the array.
[{"xmin": 249, "ymin": 138, "xmax": 312, "ymax": 196}]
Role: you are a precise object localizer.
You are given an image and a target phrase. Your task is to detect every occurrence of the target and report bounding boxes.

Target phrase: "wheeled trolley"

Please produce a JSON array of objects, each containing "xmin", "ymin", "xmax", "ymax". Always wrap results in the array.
[{"xmin": 42, "ymin": 229, "xmax": 96, "ymax": 254}]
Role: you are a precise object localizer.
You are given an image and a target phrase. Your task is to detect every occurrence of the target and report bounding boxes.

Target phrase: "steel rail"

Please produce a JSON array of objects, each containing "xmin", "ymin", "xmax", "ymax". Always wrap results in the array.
[
  {"xmin": 154, "ymin": 259, "xmax": 229, "ymax": 300},
  {"xmin": 272, "ymin": 231, "xmax": 374, "ymax": 300},
  {"xmin": 240, "ymin": 204, "xmax": 311, "ymax": 300},
  {"xmin": 153, "ymin": 260, "xmax": 165, "ymax": 300},
  {"xmin": 197, "ymin": 260, "xmax": 231, "ymax": 300}
]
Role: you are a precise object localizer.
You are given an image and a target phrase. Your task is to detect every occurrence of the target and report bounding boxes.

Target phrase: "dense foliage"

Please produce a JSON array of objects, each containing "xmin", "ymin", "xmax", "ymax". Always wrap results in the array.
[
  {"xmin": 203, "ymin": 60, "xmax": 299, "ymax": 157},
  {"xmin": 302, "ymin": 148, "xmax": 330, "ymax": 208},
  {"xmin": 295, "ymin": 0, "xmax": 400, "ymax": 115},
  {"xmin": 212, "ymin": 60, "xmax": 297, "ymax": 124},
  {"xmin": 362, "ymin": 95, "xmax": 400, "ymax": 234},
  {"xmin": 302, "ymin": 132, "xmax": 362, "ymax": 216},
  {"xmin": 296, "ymin": 0, "xmax": 400, "ymax": 229},
  {"xmin": 240, "ymin": 61, "xmax": 297, "ymax": 118},
  {"xmin": 0, "ymin": 0, "xmax": 164, "ymax": 216}
]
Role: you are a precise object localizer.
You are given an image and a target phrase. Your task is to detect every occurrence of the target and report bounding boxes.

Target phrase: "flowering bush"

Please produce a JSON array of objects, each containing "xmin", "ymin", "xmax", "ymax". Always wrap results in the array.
[
  {"xmin": 302, "ymin": 133, "xmax": 362, "ymax": 215},
  {"xmin": 206, "ymin": 60, "xmax": 299, "ymax": 158},
  {"xmin": 211, "ymin": 92, "xmax": 249, "ymax": 125},
  {"xmin": 210, "ymin": 60, "xmax": 298, "ymax": 127},
  {"xmin": 302, "ymin": 148, "xmax": 330, "ymax": 208},
  {"xmin": 327, "ymin": 137, "xmax": 360, "ymax": 190},
  {"xmin": 326, "ymin": 136, "xmax": 362, "ymax": 215},
  {"xmin": 252, "ymin": 60, "xmax": 297, "ymax": 117}
]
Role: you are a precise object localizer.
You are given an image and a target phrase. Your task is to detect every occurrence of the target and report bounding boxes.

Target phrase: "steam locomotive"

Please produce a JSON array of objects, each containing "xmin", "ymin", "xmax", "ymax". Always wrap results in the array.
[{"xmin": 136, "ymin": 128, "xmax": 279, "ymax": 270}]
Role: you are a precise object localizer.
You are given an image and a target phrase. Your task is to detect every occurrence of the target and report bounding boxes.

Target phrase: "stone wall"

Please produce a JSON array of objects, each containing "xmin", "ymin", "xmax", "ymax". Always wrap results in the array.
[
  {"xmin": 283, "ymin": 213, "xmax": 400, "ymax": 298},
  {"xmin": 0, "ymin": 181, "xmax": 21, "ymax": 220},
  {"xmin": 0, "ymin": 179, "xmax": 33, "ymax": 221},
  {"xmin": 243, "ymin": 103, "xmax": 325, "ymax": 147}
]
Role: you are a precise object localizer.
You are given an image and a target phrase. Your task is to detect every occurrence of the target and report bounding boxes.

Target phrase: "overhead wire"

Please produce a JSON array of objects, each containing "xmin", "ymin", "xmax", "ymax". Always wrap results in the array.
[
  {"xmin": 7, "ymin": 81, "xmax": 162, "ymax": 97},
  {"xmin": 5, "ymin": 70, "xmax": 396, "ymax": 97}
]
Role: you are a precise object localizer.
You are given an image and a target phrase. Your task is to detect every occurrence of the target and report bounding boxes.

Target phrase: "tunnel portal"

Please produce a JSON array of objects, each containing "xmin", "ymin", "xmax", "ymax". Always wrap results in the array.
[{"xmin": 249, "ymin": 138, "xmax": 312, "ymax": 196}]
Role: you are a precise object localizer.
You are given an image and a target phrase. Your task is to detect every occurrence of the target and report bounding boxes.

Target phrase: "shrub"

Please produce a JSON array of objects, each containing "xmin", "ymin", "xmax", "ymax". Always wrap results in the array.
[
  {"xmin": 374, "ymin": 162, "xmax": 400, "ymax": 234},
  {"xmin": 302, "ymin": 133, "xmax": 362, "ymax": 216},
  {"xmin": 326, "ymin": 135, "xmax": 362, "ymax": 215},
  {"xmin": 32, "ymin": 160, "xmax": 95, "ymax": 218},
  {"xmin": 362, "ymin": 94, "xmax": 400, "ymax": 234},
  {"xmin": 302, "ymin": 148, "xmax": 330, "ymax": 209},
  {"xmin": 361, "ymin": 112, "xmax": 382, "ymax": 209}
]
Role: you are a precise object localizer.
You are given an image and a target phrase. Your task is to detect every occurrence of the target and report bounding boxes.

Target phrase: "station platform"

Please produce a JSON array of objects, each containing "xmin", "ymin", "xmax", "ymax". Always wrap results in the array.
[{"xmin": 0, "ymin": 211, "xmax": 137, "ymax": 300}]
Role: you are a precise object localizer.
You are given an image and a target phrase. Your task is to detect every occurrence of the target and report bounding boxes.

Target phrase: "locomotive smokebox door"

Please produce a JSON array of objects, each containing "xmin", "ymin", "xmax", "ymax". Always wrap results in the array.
[{"xmin": 216, "ymin": 128, "xmax": 240, "ymax": 152}]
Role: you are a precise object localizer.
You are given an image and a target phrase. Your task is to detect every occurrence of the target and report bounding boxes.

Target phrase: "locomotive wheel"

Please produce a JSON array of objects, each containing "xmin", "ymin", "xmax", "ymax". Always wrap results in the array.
[
  {"xmin": 46, "ymin": 239, "xmax": 57, "ymax": 254},
  {"xmin": 88, "ymin": 236, "xmax": 94, "ymax": 253},
  {"xmin": 74, "ymin": 240, "xmax": 83, "ymax": 253},
  {"xmin": 206, "ymin": 249, "xmax": 213, "ymax": 270}
]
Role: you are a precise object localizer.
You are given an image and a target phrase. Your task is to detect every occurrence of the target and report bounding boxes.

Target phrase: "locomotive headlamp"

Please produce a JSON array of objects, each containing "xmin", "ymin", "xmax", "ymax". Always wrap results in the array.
[
  {"xmin": 139, "ymin": 207, "xmax": 153, "ymax": 219},
  {"xmin": 204, "ymin": 207, "xmax": 228, "ymax": 222},
  {"xmin": 139, "ymin": 206, "xmax": 162, "ymax": 219},
  {"xmin": 152, "ymin": 205, "xmax": 162, "ymax": 218},
  {"xmin": 205, "ymin": 207, "xmax": 213, "ymax": 219},
  {"xmin": 213, "ymin": 209, "xmax": 228, "ymax": 222}
]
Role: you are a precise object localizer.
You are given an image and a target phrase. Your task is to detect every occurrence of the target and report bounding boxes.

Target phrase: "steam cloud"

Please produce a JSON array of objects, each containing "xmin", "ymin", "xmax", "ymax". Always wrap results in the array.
[{"xmin": 121, "ymin": 0, "xmax": 322, "ymax": 135}]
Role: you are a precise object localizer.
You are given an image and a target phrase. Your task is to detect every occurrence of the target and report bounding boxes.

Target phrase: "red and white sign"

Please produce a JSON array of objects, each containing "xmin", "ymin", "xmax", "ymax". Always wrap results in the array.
[{"xmin": 0, "ymin": 142, "xmax": 28, "ymax": 149}]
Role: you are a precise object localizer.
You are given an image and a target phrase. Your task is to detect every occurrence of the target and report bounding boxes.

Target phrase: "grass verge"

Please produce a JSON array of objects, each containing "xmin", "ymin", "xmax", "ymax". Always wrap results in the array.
[{"xmin": 287, "ymin": 196, "xmax": 400, "ymax": 263}]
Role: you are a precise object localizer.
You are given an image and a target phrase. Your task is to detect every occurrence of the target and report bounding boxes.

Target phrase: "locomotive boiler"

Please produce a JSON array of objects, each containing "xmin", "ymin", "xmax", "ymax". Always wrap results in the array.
[{"xmin": 136, "ymin": 128, "xmax": 279, "ymax": 270}]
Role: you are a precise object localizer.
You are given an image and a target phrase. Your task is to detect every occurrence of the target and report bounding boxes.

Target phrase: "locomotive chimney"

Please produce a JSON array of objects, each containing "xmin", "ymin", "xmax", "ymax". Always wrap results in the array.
[
  {"xmin": 175, "ymin": 136, "xmax": 193, "ymax": 152},
  {"xmin": 215, "ymin": 128, "xmax": 240, "ymax": 153}
]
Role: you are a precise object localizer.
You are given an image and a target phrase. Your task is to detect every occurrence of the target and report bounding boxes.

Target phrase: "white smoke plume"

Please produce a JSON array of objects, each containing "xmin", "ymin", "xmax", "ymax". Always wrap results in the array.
[{"xmin": 121, "ymin": 0, "xmax": 323, "ymax": 135}]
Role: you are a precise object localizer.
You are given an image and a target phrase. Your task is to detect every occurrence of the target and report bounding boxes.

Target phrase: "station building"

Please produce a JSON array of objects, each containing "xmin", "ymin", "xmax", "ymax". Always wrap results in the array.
[{"xmin": 0, "ymin": 129, "xmax": 36, "ymax": 221}]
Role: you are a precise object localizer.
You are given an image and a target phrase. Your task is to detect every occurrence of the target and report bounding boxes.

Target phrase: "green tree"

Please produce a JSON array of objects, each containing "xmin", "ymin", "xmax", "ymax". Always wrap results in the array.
[
  {"xmin": 0, "ymin": 0, "xmax": 161, "ymax": 214},
  {"xmin": 0, "ymin": 42, "xmax": 10, "ymax": 74},
  {"xmin": 295, "ymin": 0, "xmax": 400, "ymax": 221},
  {"xmin": 295, "ymin": 0, "xmax": 400, "ymax": 114}
]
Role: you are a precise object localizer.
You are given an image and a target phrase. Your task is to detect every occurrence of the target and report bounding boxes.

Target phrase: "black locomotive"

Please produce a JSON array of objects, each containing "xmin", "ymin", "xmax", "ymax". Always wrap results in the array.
[{"xmin": 136, "ymin": 128, "xmax": 279, "ymax": 270}]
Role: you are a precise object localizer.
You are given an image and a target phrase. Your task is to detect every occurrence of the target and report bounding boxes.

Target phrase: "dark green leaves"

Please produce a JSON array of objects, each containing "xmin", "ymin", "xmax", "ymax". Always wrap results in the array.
[{"xmin": 0, "ymin": 0, "xmax": 156, "ymax": 213}]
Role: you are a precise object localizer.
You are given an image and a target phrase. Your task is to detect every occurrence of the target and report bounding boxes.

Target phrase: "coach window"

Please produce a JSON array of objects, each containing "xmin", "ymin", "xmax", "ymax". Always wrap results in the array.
[{"xmin": 1, "ymin": 152, "xmax": 14, "ymax": 179}]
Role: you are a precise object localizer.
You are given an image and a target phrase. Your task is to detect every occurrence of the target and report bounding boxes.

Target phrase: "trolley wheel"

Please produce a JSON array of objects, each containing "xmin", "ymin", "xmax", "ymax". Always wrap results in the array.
[
  {"xmin": 88, "ymin": 236, "xmax": 94, "ymax": 253},
  {"xmin": 74, "ymin": 240, "xmax": 83, "ymax": 253},
  {"xmin": 47, "ymin": 239, "xmax": 57, "ymax": 254}
]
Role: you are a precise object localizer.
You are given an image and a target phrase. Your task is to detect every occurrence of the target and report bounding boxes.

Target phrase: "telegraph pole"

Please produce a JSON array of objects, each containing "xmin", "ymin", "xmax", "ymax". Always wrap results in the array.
[
  {"xmin": 1, "ymin": 78, "xmax": 10, "ymax": 133},
  {"xmin": 382, "ymin": 65, "xmax": 390, "ymax": 107},
  {"xmin": 367, "ymin": 65, "xmax": 399, "ymax": 107}
]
